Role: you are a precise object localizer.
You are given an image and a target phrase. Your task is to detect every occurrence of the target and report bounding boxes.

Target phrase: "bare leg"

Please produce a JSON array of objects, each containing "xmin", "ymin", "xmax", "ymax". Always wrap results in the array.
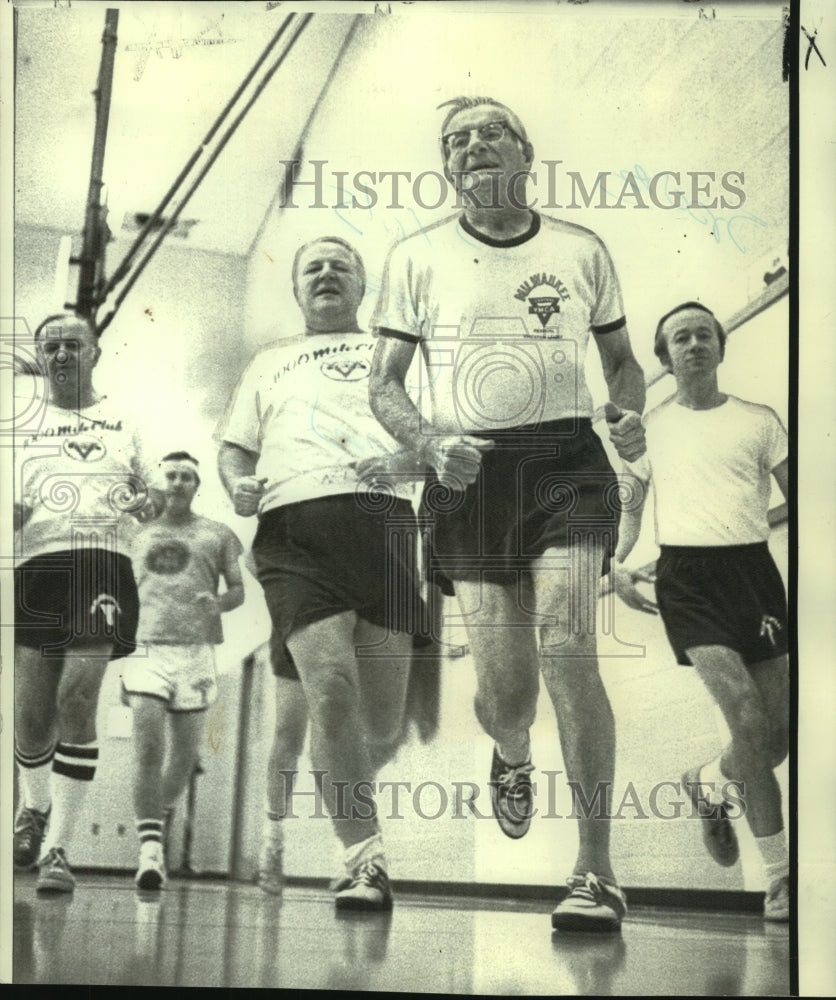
[
  {"xmin": 354, "ymin": 620, "xmax": 412, "ymax": 772},
  {"xmin": 130, "ymin": 695, "xmax": 167, "ymax": 820},
  {"xmin": 286, "ymin": 611, "xmax": 378, "ymax": 849},
  {"xmin": 689, "ymin": 646, "xmax": 786, "ymax": 837},
  {"xmin": 267, "ymin": 676, "xmax": 309, "ymax": 820},
  {"xmin": 453, "ymin": 576, "xmax": 540, "ymax": 765},
  {"xmin": 162, "ymin": 710, "xmax": 207, "ymax": 809},
  {"xmin": 534, "ymin": 545, "xmax": 616, "ymax": 881}
]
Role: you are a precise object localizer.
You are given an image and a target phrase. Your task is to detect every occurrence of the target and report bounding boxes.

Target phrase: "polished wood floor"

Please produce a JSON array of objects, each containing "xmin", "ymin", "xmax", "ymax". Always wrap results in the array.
[{"xmin": 13, "ymin": 873, "xmax": 791, "ymax": 994}]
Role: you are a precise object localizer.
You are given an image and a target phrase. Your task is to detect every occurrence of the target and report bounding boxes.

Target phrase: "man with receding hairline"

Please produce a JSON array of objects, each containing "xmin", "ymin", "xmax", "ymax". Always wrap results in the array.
[
  {"xmin": 217, "ymin": 237, "xmax": 422, "ymax": 910},
  {"xmin": 370, "ymin": 96, "xmax": 646, "ymax": 932},
  {"xmin": 13, "ymin": 312, "xmax": 159, "ymax": 894},
  {"xmin": 613, "ymin": 300, "xmax": 790, "ymax": 922}
]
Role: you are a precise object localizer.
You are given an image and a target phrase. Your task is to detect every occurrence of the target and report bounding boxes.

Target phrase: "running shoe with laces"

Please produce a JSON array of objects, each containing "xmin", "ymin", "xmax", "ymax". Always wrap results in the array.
[
  {"xmin": 334, "ymin": 860, "xmax": 393, "ymax": 911},
  {"xmin": 551, "ymin": 872, "xmax": 627, "ymax": 932},
  {"xmin": 763, "ymin": 875, "xmax": 789, "ymax": 922},
  {"xmin": 36, "ymin": 847, "xmax": 76, "ymax": 894},
  {"xmin": 489, "ymin": 746, "xmax": 535, "ymax": 839},
  {"xmin": 13, "ymin": 806, "xmax": 50, "ymax": 869},
  {"xmin": 135, "ymin": 841, "xmax": 166, "ymax": 891},
  {"xmin": 682, "ymin": 766, "xmax": 740, "ymax": 867}
]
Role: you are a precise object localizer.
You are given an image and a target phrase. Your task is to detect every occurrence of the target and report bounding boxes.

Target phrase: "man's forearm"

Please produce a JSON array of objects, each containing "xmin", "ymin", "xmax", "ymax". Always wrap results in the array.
[
  {"xmin": 217, "ymin": 583, "xmax": 244, "ymax": 613},
  {"xmin": 218, "ymin": 442, "xmax": 259, "ymax": 499},
  {"xmin": 605, "ymin": 356, "xmax": 646, "ymax": 416},
  {"xmin": 370, "ymin": 373, "xmax": 435, "ymax": 457},
  {"xmin": 613, "ymin": 491, "xmax": 646, "ymax": 563}
]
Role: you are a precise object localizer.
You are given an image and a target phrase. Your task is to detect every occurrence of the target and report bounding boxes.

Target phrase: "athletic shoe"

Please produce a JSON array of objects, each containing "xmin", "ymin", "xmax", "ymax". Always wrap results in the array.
[
  {"xmin": 36, "ymin": 847, "xmax": 76, "ymax": 894},
  {"xmin": 258, "ymin": 844, "xmax": 284, "ymax": 896},
  {"xmin": 551, "ymin": 872, "xmax": 627, "ymax": 932},
  {"xmin": 764, "ymin": 875, "xmax": 790, "ymax": 922},
  {"xmin": 682, "ymin": 766, "xmax": 740, "ymax": 867},
  {"xmin": 13, "ymin": 806, "xmax": 50, "ymax": 870},
  {"xmin": 334, "ymin": 861, "xmax": 393, "ymax": 911},
  {"xmin": 135, "ymin": 842, "xmax": 166, "ymax": 891},
  {"xmin": 489, "ymin": 746, "xmax": 535, "ymax": 839}
]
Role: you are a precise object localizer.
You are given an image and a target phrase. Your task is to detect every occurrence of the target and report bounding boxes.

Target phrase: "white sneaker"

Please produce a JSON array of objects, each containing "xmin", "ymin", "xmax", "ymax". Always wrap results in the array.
[
  {"xmin": 135, "ymin": 842, "xmax": 166, "ymax": 891},
  {"xmin": 764, "ymin": 875, "xmax": 789, "ymax": 922}
]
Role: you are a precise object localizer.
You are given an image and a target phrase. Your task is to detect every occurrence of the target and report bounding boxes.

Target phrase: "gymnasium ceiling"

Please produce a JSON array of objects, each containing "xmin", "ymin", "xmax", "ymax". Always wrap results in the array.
[{"xmin": 13, "ymin": 1, "xmax": 789, "ymax": 291}]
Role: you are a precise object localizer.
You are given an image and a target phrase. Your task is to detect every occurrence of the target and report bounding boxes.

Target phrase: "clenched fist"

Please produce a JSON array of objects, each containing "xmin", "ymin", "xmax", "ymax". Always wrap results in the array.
[{"xmin": 232, "ymin": 475, "xmax": 268, "ymax": 517}]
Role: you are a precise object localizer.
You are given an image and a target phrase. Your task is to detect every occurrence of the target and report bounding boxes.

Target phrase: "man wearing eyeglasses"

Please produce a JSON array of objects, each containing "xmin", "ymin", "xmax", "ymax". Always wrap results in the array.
[{"xmin": 369, "ymin": 97, "xmax": 646, "ymax": 933}]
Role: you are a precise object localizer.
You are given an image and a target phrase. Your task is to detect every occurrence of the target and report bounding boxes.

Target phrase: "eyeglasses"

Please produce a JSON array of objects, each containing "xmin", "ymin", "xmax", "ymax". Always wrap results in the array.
[{"xmin": 441, "ymin": 120, "xmax": 525, "ymax": 155}]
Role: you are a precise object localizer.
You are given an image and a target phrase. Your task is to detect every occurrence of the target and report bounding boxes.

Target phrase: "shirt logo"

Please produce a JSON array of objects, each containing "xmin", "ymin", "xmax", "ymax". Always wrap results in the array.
[
  {"xmin": 321, "ymin": 359, "xmax": 370, "ymax": 381},
  {"xmin": 514, "ymin": 273, "xmax": 572, "ymax": 333},
  {"xmin": 62, "ymin": 435, "xmax": 105, "ymax": 462},
  {"xmin": 146, "ymin": 540, "xmax": 190, "ymax": 575},
  {"xmin": 528, "ymin": 297, "xmax": 561, "ymax": 328},
  {"xmin": 90, "ymin": 593, "xmax": 121, "ymax": 628},
  {"xmin": 759, "ymin": 614, "xmax": 783, "ymax": 646}
]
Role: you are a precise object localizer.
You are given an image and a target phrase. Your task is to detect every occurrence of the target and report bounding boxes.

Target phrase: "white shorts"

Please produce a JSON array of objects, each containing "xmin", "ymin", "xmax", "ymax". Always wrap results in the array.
[{"xmin": 121, "ymin": 644, "xmax": 218, "ymax": 712}]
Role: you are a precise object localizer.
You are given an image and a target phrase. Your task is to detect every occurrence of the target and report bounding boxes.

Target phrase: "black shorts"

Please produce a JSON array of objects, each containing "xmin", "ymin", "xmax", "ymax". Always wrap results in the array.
[
  {"xmin": 655, "ymin": 542, "xmax": 789, "ymax": 667},
  {"xmin": 15, "ymin": 549, "xmax": 139, "ymax": 660},
  {"xmin": 252, "ymin": 494, "xmax": 421, "ymax": 654},
  {"xmin": 419, "ymin": 418, "xmax": 621, "ymax": 586}
]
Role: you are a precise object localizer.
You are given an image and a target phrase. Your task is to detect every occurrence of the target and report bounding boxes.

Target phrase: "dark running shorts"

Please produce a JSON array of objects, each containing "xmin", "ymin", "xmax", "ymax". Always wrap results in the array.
[
  {"xmin": 15, "ymin": 549, "xmax": 139, "ymax": 660},
  {"xmin": 655, "ymin": 542, "xmax": 788, "ymax": 667},
  {"xmin": 419, "ymin": 418, "xmax": 621, "ymax": 587},
  {"xmin": 252, "ymin": 494, "xmax": 421, "ymax": 656}
]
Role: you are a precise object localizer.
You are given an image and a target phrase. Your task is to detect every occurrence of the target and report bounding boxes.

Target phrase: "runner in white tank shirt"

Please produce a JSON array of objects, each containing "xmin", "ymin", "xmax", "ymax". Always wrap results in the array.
[{"xmin": 612, "ymin": 301, "xmax": 790, "ymax": 922}]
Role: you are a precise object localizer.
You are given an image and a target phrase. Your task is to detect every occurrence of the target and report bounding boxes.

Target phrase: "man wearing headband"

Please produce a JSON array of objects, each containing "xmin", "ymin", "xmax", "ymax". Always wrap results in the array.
[
  {"xmin": 121, "ymin": 451, "xmax": 244, "ymax": 890},
  {"xmin": 612, "ymin": 301, "xmax": 790, "ymax": 922}
]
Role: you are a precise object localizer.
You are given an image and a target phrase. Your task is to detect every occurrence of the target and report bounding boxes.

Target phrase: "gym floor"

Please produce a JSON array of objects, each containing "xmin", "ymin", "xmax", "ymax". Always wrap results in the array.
[{"xmin": 13, "ymin": 873, "xmax": 791, "ymax": 993}]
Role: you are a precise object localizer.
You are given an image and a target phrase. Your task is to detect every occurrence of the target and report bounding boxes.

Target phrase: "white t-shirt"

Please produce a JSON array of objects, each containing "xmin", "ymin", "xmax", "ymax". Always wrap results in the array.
[
  {"xmin": 370, "ymin": 211, "xmax": 625, "ymax": 432},
  {"xmin": 630, "ymin": 395, "xmax": 788, "ymax": 546},
  {"xmin": 216, "ymin": 331, "xmax": 413, "ymax": 513},
  {"xmin": 14, "ymin": 388, "xmax": 153, "ymax": 562}
]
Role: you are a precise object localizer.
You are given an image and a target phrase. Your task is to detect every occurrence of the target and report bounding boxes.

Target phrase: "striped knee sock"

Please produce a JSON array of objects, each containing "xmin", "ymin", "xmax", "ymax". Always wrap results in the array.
[
  {"xmin": 42, "ymin": 742, "xmax": 99, "ymax": 853},
  {"xmin": 15, "ymin": 743, "xmax": 55, "ymax": 814},
  {"xmin": 136, "ymin": 818, "xmax": 164, "ymax": 848}
]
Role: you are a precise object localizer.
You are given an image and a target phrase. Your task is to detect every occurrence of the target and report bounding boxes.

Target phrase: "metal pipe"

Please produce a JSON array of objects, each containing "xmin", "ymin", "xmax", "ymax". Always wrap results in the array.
[
  {"xmin": 97, "ymin": 12, "xmax": 314, "ymax": 336},
  {"xmin": 99, "ymin": 12, "xmax": 297, "ymax": 301},
  {"xmin": 75, "ymin": 8, "xmax": 119, "ymax": 320}
]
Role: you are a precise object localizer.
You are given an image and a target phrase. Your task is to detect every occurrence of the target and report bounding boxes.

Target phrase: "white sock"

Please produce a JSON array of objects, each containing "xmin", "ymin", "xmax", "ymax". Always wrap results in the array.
[
  {"xmin": 15, "ymin": 744, "xmax": 55, "ymax": 814},
  {"xmin": 264, "ymin": 813, "xmax": 285, "ymax": 851},
  {"xmin": 756, "ymin": 830, "xmax": 789, "ymax": 884},
  {"xmin": 42, "ymin": 742, "xmax": 98, "ymax": 854},
  {"xmin": 699, "ymin": 754, "xmax": 728, "ymax": 806},
  {"xmin": 344, "ymin": 832, "xmax": 386, "ymax": 874}
]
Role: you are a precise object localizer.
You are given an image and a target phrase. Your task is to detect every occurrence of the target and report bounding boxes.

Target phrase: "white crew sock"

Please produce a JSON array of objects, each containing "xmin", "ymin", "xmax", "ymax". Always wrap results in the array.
[
  {"xmin": 756, "ymin": 829, "xmax": 789, "ymax": 884},
  {"xmin": 15, "ymin": 744, "xmax": 55, "ymax": 814}
]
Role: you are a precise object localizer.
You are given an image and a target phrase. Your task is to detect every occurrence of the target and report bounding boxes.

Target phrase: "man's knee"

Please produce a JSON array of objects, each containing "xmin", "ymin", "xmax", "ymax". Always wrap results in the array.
[{"xmin": 306, "ymin": 667, "xmax": 361, "ymax": 732}]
